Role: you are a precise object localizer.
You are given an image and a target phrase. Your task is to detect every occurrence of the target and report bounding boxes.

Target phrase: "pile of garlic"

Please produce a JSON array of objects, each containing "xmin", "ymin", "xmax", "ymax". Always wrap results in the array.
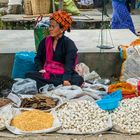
[
  {"xmin": 56, "ymin": 100, "xmax": 111, "ymax": 134},
  {"xmin": 112, "ymin": 97, "xmax": 140, "ymax": 134}
]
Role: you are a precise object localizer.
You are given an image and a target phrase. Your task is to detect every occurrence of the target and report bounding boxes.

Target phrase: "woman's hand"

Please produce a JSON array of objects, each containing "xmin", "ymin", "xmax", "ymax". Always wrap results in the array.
[
  {"xmin": 63, "ymin": 80, "xmax": 71, "ymax": 86},
  {"xmin": 39, "ymin": 69, "xmax": 46, "ymax": 73}
]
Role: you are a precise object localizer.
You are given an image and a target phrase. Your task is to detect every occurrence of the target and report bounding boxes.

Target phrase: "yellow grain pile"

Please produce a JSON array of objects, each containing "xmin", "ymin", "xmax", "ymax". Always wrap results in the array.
[{"xmin": 11, "ymin": 110, "xmax": 54, "ymax": 131}]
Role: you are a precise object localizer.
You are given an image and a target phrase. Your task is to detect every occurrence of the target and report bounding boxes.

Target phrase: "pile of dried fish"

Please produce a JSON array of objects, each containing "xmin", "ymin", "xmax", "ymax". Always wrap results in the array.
[{"xmin": 20, "ymin": 95, "xmax": 58, "ymax": 110}]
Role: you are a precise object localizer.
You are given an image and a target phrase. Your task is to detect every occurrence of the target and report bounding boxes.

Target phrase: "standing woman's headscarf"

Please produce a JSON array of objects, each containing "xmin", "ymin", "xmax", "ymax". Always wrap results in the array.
[{"xmin": 50, "ymin": 10, "xmax": 73, "ymax": 32}]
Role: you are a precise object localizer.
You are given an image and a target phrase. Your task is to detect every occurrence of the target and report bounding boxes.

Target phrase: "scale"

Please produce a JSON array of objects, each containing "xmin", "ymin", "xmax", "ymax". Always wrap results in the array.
[{"xmin": 96, "ymin": 0, "xmax": 115, "ymax": 49}]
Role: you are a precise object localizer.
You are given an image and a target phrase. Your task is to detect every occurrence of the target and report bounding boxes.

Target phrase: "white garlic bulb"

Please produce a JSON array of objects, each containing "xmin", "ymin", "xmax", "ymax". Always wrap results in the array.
[
  {"xmin": 56, "ymin": 100, "xmax": 111, "ymax": 134},
  {"xmin": 112, "ymin": 97, "xmax": 140, "ymax": 134}
]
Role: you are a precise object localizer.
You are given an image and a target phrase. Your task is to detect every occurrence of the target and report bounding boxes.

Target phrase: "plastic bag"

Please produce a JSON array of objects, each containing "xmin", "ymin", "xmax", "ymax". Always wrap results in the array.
[
  {"xmin": 39, "ymin": 84, "xmax": 55, "ymax": 93},
  {"xmin": 12, "ymin": 78, "xmax": 38, "ymax": 95},
  {"xmin": 53, "ymin": 85, "xmax": 83, "ymax": 99},
  {"xmin": 75, "ymin": 63, "xmax": 90, "ymax": 77},
  {"xmin": 84, "ymin": 71, "xmax": 101, "ymax": 81},
  {"xmin": 82, "ymin": 88, "xmax": 102, "ymax": 100},
  {"xmin": 12, "ymin": 52, "xmax": 36, "ymax": 78},
  {"xmin": 72, "ymin": 95, "xmax": 95, "ymax": 102},
  {"xmin": 34, "ymin": 16, "xmax": 49, "ymax": 51},
  {"xmin": 55, "ymin": 0, "xmax": 80, "ymax": 15}
]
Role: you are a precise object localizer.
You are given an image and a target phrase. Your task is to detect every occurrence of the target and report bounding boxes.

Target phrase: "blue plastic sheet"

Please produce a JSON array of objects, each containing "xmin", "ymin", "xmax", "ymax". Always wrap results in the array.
[{"xmin": 12, "ymin": 52, "xmax": 36, "ymax": 78}]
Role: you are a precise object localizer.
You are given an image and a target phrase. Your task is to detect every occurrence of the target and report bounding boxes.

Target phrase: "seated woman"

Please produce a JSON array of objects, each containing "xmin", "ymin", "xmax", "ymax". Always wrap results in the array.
[
  {"xmin": 26, "ymin": 10, "xmax": 84, "ymax": 89},
  {"xmin": 111, "ymin": 0, "xmax": 135, "ymax": 34}
]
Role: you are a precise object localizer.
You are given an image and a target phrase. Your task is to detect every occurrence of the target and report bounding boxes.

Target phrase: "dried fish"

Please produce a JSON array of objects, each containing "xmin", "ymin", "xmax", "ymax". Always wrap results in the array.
[{"xmin": 20, "ymin": 95, "xmax": 58, "ymax": 110}]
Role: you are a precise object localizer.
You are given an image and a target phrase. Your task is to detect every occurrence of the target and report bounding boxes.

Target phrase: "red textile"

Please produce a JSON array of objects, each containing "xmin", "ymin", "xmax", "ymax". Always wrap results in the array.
[{"xmin": 43, "ymin": 36, "xmax": 64, "ymax": 80}]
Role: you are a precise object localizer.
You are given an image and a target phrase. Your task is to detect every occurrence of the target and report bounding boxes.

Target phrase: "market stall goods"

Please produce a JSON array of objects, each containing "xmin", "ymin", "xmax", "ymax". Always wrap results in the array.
[
  {"xmin": 108, "ymin": 82, "xmax": 136, "ymax": 99},
  {"xmin": 56, "ymin": 100, "xmax": 111, "ymax": 134},
  {"xmin": 20, "ymin": 95, "xmax": 58, "ymax": 110},
  {"xmin": 0, "ymin": 98, "xmax": 12, "ymax": 107},
  {"xmin": 11, "ymin": 110, "xmax": 54, "ymax": 131},
  {"xmin": 112, "ymin": 97, "xmax": 140, "ymax": 134},
  {"xmin": 130, "ymin": 39, "xmax": 140, "ymax": 46}
]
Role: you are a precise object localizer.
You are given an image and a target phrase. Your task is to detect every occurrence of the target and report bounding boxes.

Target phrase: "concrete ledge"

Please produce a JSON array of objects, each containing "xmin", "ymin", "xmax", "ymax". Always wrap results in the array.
[
  {"xmin": 0, "ymin": 53, "xmax": 14, "ymax": 76},
  {"xmin": 0, "ymin": 52, "xmax": 122, "ymax": 78},
  {"xmin": 0, "ymin": 29, "xmax": 138, "ymax": 53},
  {"xmin": 0, "ymin": 29, "xmax": 138, "ymax": 78},
  {"xmin": 78, "ymin": 52, "xmax": 123, "ymax": 78}
]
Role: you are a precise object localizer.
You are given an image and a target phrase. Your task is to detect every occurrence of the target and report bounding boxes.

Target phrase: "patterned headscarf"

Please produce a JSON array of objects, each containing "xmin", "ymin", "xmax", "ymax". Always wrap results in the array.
[{"xmin": 50, "ymin": 10, "xmax": 72, "ymax": 31}]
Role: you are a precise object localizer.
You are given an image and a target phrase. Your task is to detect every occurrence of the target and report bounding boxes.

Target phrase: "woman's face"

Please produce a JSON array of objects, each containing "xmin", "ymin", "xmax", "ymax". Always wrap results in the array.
[{"xmin": 49, "ymin": 19, "xmax": 63, "ymax": 37}]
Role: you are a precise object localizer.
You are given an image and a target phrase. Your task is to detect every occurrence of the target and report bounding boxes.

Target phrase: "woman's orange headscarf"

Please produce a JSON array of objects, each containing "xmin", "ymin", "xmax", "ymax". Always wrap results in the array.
[{"xmin": 50, "ymin": 10, "xmax": 72, "ymax": 31}]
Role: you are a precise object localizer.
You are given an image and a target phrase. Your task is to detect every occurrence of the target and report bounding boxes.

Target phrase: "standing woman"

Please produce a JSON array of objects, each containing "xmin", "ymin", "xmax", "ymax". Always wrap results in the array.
[
  {"xmin": 111, "ymin": 0, "xmax": 135, "ymax": 34},
  {"xmin": 26, "ymin": 10, "xmax": 84, "ymax": 89}
]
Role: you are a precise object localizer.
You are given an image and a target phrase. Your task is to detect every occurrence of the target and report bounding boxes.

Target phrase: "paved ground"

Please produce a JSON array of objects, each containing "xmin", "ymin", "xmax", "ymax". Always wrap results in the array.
[{"xmin": 0, "ymin": 132, "xmax": 140, "ymax": 140}]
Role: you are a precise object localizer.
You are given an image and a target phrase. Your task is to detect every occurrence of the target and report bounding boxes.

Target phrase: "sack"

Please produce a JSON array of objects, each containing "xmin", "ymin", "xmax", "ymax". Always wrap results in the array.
[
  {"xmin": 5, "ymin": 108, "xmax": 61, "ymax": 135},
  {"xmin": 55, "ymin": 0, "xmax": 80, "ymax": 15},
  {"xmin": 12, "ymin": 52, "xmax": 36, "ymax": 78},
  {"xmin": 120, "ymin": 44, "xmax": 140, "ymax": 81},
  {"xmin": 12, "ymin": 78, "xmax": 38, "ymax": 95},
  {"xmin": 0, "ymin": 104, "xmax": 13, "ymax": 130}
]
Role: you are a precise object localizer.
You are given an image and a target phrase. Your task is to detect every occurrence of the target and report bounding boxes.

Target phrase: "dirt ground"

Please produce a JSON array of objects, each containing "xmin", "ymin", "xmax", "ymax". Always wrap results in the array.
[{"xmin": 0, "ymin": 131, "xmax": 140, "ymax": 140}]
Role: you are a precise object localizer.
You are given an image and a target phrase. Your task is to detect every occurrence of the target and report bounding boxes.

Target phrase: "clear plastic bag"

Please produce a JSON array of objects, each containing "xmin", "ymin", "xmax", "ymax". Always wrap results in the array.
[
  {"xmin": 39, "ymin": 84, "xmax": 55, "ymax": 93},
  {"xmin": 53, "ymin": 85, "xmax": 83, "ymax": 99},
  {"xmin": 12, "ymin": 78, "xmax": 38, "ymax": 95}
]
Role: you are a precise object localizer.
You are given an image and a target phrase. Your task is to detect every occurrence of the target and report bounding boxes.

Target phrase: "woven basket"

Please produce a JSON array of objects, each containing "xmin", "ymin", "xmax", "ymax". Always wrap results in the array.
[
  {"xmin": 31, "ymin": 0, "xmax": 51, "ymax": 15},
  {"xmin": 24, "ymin": 0, "xmax": 32, "ymax": 15}
]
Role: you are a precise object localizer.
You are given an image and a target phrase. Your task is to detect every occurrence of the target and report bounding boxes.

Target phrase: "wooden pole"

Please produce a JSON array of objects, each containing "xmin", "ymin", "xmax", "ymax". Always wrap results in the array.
[{"xmin": 52, "ymin": 0, "xmax": 56, "ymax": 12}]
